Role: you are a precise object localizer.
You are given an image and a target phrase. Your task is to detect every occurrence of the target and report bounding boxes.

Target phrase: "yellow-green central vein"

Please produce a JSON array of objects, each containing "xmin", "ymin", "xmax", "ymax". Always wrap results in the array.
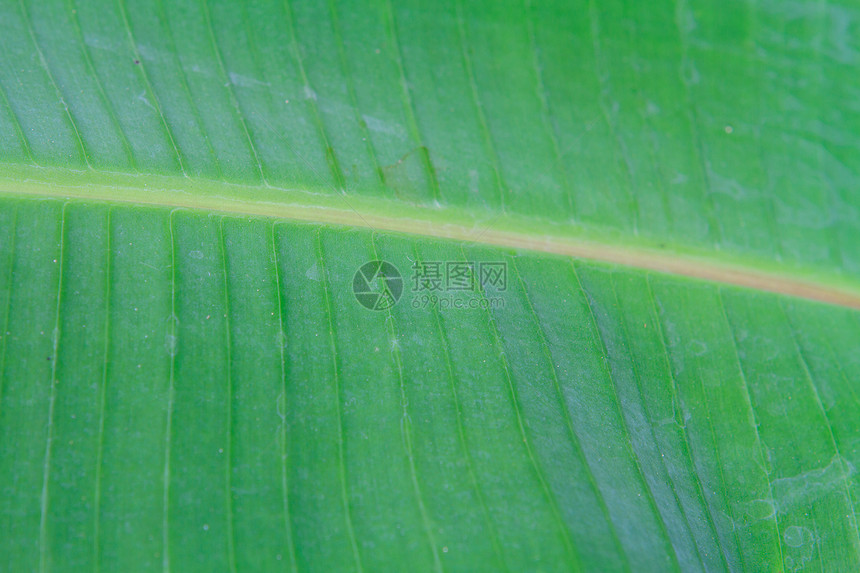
[{"xmin": 1, "ymin": 162, "xmax": 858, "ymax": 310}]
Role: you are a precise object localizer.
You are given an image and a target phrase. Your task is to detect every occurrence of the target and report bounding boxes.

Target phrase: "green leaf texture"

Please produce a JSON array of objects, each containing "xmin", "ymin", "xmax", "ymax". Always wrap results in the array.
[{"xmin": 1, "ymin": 0, "xmax": 859, "ymax": 571}]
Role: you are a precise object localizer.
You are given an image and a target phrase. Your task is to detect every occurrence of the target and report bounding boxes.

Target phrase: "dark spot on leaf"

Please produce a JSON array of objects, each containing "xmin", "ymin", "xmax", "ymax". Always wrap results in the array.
[{"xmin": 134, "ymin": 60, "xmax": 140, "ymax": 65}]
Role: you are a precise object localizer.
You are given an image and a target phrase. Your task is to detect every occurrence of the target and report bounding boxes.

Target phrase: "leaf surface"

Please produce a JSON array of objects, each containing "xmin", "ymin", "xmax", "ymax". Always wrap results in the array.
[{"xmin": 0, "ymin": 0, "xmax": 859, "ymax": 571}]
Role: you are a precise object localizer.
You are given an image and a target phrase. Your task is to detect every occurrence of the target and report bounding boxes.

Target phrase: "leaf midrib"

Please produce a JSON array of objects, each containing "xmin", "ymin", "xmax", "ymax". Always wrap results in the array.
[{"xmin": 1, "ymin": 161, "xmax": 858, "ymax": 310}]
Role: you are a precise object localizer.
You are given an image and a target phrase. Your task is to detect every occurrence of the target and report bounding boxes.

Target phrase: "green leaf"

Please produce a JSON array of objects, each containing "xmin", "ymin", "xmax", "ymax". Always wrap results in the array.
[{"xmin": 0, "ymin": 0, "xmax": 858, "ymax": 571}]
